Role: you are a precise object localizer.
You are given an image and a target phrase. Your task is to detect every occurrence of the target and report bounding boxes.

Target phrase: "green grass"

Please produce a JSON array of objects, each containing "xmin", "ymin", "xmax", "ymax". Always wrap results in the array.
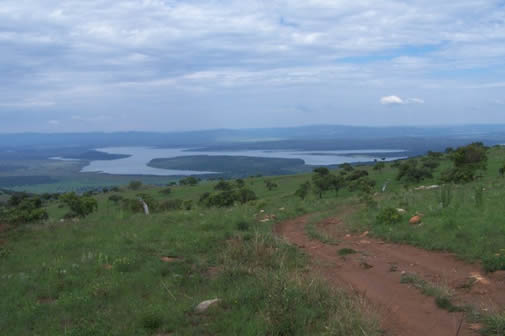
[
  {"xmin": 4, "ymin": 145, "xmax": 505, "ymax": 334},
  {"xmin": 0, "ymin": 175, "xmax": 379, "ymax": 335},
  {"xmin": 338, "ymin": 248, "xmax": 357, "ymax": 256},
  {"xmin": 400, "ymin": 273, "xmax": 462, "ymax": 312},
  {"xmin": 348, "ymin": 146, "xmax": 505, "ymax": 272}
]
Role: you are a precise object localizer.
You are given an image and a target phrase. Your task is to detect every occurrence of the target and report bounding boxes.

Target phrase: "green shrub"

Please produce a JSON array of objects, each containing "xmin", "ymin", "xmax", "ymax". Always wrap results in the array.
[
  {"xmin": 235, "ymin": 188, "xmax": 257, "ymax": 204},
  {"xmin": 60, "ymin": 193, "xmax": 98, "ymax": 218},
  {"xmin": 108, "ymin": 194, "xmax": 123, "ymax": 203},
  {"xmin": 440, "ymin": 167, "xmax": 474, "ymax": 183},
  {"xmin": 121, "ymin": 199, "xmax": 144, "ymax": 213},
  {"xmin": 159, "ymin": 199, "xmax": 184, "ymax": 211},
  {"xmin": 128, "ymin": 180, "xmax": 143, "ymax": 190},
  {"xmin": 236, "ymin": 220, "xmax": 250, "ymax": 231},
  {"xmin": 179, "ymin": 176, "xmax": 200, "ymax": 186},
  {"xmin": 295, "ymin": 182, "xmax": 311, "ymax": 200},
  {"xmin": 183, "ymin": 200, "xmax": 193, "ymax": 210},
  {"xmin": 159, "ymin": 187, "xmax": 172, "ymax": 195},
  {"xmin": 376, "ymin": 207, "xmax": 403, "ymax": 225}
]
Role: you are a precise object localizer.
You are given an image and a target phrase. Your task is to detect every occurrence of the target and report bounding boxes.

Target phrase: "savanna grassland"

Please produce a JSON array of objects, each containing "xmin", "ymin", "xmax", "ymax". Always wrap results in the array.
[{"xmin": 2, "ymin": 144, "xmax": 505, "ymax": 335}]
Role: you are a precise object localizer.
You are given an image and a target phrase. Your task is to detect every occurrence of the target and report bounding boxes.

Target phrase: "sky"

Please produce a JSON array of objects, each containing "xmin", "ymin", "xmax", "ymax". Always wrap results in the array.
[{"xmin": 1, "ymin": 0, "xmax": 505, "ymax": 132}]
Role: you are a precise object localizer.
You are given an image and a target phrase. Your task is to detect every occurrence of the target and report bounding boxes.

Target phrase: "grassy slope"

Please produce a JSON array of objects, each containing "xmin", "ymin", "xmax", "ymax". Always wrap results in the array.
[
  {"xmin": 3, "ymin": 145, "xmax": 505, "ymax": 335},
  {"xmin": 0, "ymin": 175, "xmax": 378, "ymax": 336},
  {"xmin": 350, "ymin": 146, "xmax": 505, "ymax": 271}
]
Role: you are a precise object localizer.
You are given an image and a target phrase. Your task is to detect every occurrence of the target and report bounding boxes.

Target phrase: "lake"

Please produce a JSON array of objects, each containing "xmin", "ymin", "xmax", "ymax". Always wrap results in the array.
[{"xmin": 75, "ymin": 147, "xmax": 407, "ymax": 176}]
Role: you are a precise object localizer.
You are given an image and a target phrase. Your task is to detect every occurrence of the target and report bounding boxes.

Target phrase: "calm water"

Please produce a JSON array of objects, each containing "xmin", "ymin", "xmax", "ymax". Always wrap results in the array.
[{"xmin": 74, "ymin": 147, "xmax": 407, "ymax": 176}]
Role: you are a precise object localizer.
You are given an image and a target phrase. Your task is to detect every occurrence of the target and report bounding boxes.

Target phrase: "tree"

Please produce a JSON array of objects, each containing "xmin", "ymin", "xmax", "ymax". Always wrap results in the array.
[
  {"xmin": 179, "ymin": 176, "xmax": 200, "ymax": 186},
  {"xmin": 235, "ymin": 179, "xmax": 245, "ymax": 188},
  {"xmin": 60, "ymin": 192, "xmax": 98, "ymax": 218},
  {"xmin": 340, "ymin": 163, "xmax": 354, "ymax": 172},
  {"xmin": 128, "ymin": 180, "xmax": 143, "ymax": 190},
  {"xmin": 312, "ymin": 168, "xmax": 334, "ymax": 199},
  {"xmin": 441, "ymin": 143, "xmax": 488, "ymax": 183},
  {"xmin": 396, "ymin": 160, "xmax": 433, "ymax": 183},
  {"xmin": 265, "ymin": 180, "xmax": 278, "ymax": 191},
  {"xmin": 235, "ymin": 188, "xmax": 257, "ymax": 204},
  {"xmin": 295, "ymin": 182, "xmax": 311, "ymax": 200},
  {"xmin": 330, "ymin": 175, "xmax": 344, "ymax": 196},
  {"xmin": 215, "ymin": 180, "xmax": 233, "ymax": 191},
  {"xmin": 373, "ymin": 162, "xmax": 386, "ymax": 172},
  {"xmin": 499, "ymin": 164, "xmax": 505, "ymax": 178}
]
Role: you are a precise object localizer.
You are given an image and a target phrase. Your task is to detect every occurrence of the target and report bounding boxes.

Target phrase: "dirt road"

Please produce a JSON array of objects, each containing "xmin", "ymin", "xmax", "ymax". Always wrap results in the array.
[{"xmin": 275, "ymin": 215, "xmax": 505, "ymax": 336}]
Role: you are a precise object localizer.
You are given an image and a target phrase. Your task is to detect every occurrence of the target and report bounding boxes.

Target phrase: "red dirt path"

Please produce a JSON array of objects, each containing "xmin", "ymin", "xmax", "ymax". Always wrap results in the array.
[{"xmin": 275, "ymin": 215, "xmax": 505, "ymax": 336}]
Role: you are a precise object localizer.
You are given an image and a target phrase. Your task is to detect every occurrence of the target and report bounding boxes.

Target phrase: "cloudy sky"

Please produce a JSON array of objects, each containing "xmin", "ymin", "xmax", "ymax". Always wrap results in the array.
[{"xmin": 1, "ymin": 0, "xmax": 505, "ymax": 132}]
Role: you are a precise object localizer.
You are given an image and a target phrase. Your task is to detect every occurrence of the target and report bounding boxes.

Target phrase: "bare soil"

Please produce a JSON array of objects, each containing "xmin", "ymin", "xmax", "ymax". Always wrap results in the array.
[{"xmin": 275, "ymin": 214, "xmax": 505, "ymax": 336}]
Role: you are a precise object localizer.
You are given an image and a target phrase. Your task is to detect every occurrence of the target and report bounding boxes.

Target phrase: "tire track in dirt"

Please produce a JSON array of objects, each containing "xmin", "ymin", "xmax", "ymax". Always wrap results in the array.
[{"xmin": 275, "ymin": 215, "xmax": 505, "ymax": 336}]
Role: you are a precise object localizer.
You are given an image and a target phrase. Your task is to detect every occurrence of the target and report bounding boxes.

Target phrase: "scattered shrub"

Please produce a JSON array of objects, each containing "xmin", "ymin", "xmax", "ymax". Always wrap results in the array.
[
  {"xmin": 236, "ymin": 220, "xmax": 250, "ymax": 231},
  {"xmin": 265, "ymin": 180, "xmax": 278, "ymax": 191},
  {"xmin": 108, "ymin": 194, "xmax": 123, "ymax": 203},
  {"xmin": 179, "ymin": 176, "xmax": 200, "ymax": 186},
  {"xmin": 215, "ymin": 180, "xmax": 233, "ymax": 191},
  {"xmin": 159, "ymin": 187, "xmax": 171, "ymax": 195},
  {"xmin": 60, "ymin": 193, "xmax": 98, "ymax": 218},
  {"xmin": 159, "ymin": 199, "xmax": 184, "ymax": 211},
  {"xmin": 295, "ymin": 182, "xmax": 311, "ymax": 200},
  {"xmin": 128, "ymin": 180, "xmax": 143, "ymax": 190},
  {"xmin": 396, "ymin": 160, "xmax": 433, "ymax": 183},
  {"xmin": 376, "ymin": 207, "xmax": 403, "ymax": 225}
]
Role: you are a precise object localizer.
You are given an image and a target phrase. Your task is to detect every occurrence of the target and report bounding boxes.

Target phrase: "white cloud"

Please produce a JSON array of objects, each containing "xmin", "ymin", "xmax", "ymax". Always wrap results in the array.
[
  {"xmin": 0, "ymin": 0, "xmax": 503, "ymax": 130},
  {"xmin": 407, "ymin": 98, "xmax": 425, "ymax": 104},
  {"xmin": 380, "ymin": 96, "xmax": 424, "ymax": 105},
  {"xmin": 380, "ymin": 95, "xmax": 404, "ymax": 105},
  {"xmin": 48, "ymin": 119, "xmax": 60, "ymax": 125}
]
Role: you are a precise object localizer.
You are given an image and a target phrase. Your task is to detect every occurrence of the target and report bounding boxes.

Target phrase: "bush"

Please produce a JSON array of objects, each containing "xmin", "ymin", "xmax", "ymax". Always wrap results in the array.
[
  {"xmin": 348, "ymin": 177, "xmax": 376, "ymax": 193},
  {"xmin": 183, "ymin": 200, "xmax": 193, "ymax": 210},
  {"xmin": 236, "ymin": 220, "xmax": 250, "ymax": 231},
  {"xmin": 215, "ymin": 180, "xmax": 233, "ymax": 191},
  {"xmin": 121, "ymin": 199, "xmax": 144, "ymax": 213},
  {"xmin": 108, "ymin": 194, "xmax": 123, "ymax": 203},
  {"xmin": 295, "ymin": 182, "xmax": 311, "ymax": 200},
  {"xmin": 136, "ymin": 193, "xmax": 159, "ymax": 211},
  {"xmin": 396, "ymin": 160, "xmax": 433, "ymax": 183},
  {"xmin": 346, "ymin": 170, "xmax": 369, "ymax": 181},
  {"xmin": 265, "ymin": 180, "xmax": 278, "ymax": 191},
  {"xmin": 60, "ymin": 193, "xmax": 98, "ymax": 218},
  {"xmin": 440, "ymin": 167, "xmax": 474, "ymax": 184},
  {"xmin": 235, "ymin": 188, "xmax": 257, "ymax": 204},
  {"xmin": 128, "ymin": 180, "xmax": 143, "ymax": 190},
  {"xmin": 376, "ymin": 207, "xmax": 403, "ymax": 225},
  {"xmin": 159, "ymin": 199, "xmax": 184, "ymax": 211},
  {"xmin": 235, "ymin": 178, "xmax": 245, "ymax": 188},
  {"xmin": 179, "ymin": 176, "xmax": 200, "ymax": 186},
  {"xmin": 159, "ymin": 187, "xmax": 171, "ymax": 195},
  {"xmin": 340, "ymin": 163, "xmax": 354, "ymax": 172}
]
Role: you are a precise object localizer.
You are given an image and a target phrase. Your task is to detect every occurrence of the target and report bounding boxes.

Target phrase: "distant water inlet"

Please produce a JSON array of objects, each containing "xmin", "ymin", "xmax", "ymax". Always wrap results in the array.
[{"xmin": 76, "ymin": 147, "xmax": 407, "ymax": 176}]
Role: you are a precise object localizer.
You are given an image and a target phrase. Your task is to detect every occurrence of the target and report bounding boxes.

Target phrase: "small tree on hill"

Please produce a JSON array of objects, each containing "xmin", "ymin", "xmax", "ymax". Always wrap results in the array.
[
  {"xmin": 312, "ymin": 167, "xmax": 333, "ymax": 199},
  {"xmin": 128, "ymin": 180, "xmax": 143, "ymax": 190},
  {"xmin": 441, "ymin": 143, "xmax": 488, "ymax": 183},
  {"xmin": 60, "ymin": 192, "xmax": 98, "ymax": 218},
  {"xmin": 235, "ymin": 179, "xmax": 245, "ymax": 188},
  {"xmin": 373, "ymin": 162, "xmax": 386, "ymax": 172},
  {"xmin": 179, "ymin": 176, "xmax": 200, "ymax": 186},
  {"xmin": 215, "ymin": 180, "xmax": 233, "ymax": 191},
  {"xmin": 295, "ymin": 182, "xmax": 311, "ymax": 200},
  {"xmin": 265, "ymin": 180, "xmax": 278, "ymax": 191}
]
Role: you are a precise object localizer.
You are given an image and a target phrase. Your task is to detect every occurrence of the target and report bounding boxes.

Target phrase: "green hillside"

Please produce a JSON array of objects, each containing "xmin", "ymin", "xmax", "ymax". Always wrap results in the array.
[{"xmin": 2, "ymin": 144, "xmax": 505, "ymax": 335}]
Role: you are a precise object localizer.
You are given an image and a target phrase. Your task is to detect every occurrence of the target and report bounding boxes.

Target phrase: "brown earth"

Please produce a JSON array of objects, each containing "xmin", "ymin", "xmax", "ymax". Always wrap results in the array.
[{"xmin": 275, "ymin": 214, "xmax": 505, "ymax": 336}]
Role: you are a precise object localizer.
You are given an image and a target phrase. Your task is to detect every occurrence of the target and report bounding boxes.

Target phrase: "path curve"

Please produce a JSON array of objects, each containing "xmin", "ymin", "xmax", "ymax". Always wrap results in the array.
[{"xmin": 275, "ymin": 215, "xmax": 505, "ymax": 336}]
